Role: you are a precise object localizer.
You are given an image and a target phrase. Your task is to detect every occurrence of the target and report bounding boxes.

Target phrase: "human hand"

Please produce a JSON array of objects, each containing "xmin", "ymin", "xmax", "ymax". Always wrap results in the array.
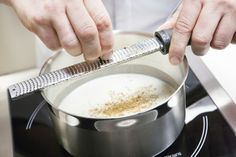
[
  {"xmin": 158, "ymin": 0, "xmax": 236, "ymax": 65},
  {"xmin": 8, "ymin": 0, "xmax": 114, "ymax": 60}
]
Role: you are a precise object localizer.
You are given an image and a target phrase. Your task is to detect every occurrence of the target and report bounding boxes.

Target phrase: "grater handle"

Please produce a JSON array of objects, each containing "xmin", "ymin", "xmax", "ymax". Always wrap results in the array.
[
  {"xmin": 155, "ymin": 29, "xmax": 191, "ymax": 55},
  {"xmin": 155, "ymin": 29, "xmax": 173, "ymax": 55}
]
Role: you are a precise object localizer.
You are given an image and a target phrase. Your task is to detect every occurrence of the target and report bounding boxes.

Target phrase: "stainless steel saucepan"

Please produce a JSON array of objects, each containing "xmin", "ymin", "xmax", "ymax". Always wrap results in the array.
[{"xmin": 40, "ymin": 31, "xmax": 189, "ymax": 157}]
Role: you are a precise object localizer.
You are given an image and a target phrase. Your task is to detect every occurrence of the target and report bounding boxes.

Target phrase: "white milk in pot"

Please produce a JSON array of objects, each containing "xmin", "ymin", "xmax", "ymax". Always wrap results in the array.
[
  {"xmin": 43, "ymin": 33, "xmax": 180, "ymax": 119},
  {"xmin": 57, "ymin": 72, "xmax": 176, "ymax": 118}
]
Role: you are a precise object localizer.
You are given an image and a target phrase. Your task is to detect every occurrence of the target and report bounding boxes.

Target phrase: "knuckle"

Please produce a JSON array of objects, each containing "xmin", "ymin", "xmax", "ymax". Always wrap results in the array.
[
  {"xmin": 66, "ymin": 0, "xmax": 75, "ymax": 6},
  {"xmin": 78, "ymin": 25, "xmax": 97, "ymax": 42},
  {"xmin": 175, "ymin": 17, "xmax": 193, "ymax": 34},
  {"xmin": 211, "ymin": 40, "xmax": 228, "ymax": 49},
  {"xmin": 31, "ymin": 14, "xmax": 49, "ymax": 25},
  {"xmin": 214, "ymin": 0, "xmax": 235, "ymax": 12},
  {"xmin": 192, "ymin": 35, "xmax": 210, "ymax": 47},
  {"xmin": 43, "ymin": 2, "xmax": 64, "ymax": 17},
  {"xmin": 44, "ymin": 2, "xmax": 58, "ymax": 14},
  {"xmin": 216, "ymin": 0, "xmax": 231, "ymax": 7},
  {"xmin": 61, "ymin": 37, "xmax": 79, "ymax": 49},
  {"xmin": 94, "ymin": 13, "xmax": 111, "ymax": 31}
]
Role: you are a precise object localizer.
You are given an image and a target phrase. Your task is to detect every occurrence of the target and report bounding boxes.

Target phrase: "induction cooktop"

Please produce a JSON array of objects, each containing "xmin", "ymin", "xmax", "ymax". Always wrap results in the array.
[{"xmin": 9, "ymin": 69, "xmax": 236, "ymax": 157}]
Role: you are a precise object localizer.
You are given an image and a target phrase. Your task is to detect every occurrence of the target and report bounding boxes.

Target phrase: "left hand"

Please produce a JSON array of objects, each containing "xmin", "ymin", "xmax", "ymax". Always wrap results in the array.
[{"xmin": 159, "ymin": 0, "xmax": 236, "ymax": 65}]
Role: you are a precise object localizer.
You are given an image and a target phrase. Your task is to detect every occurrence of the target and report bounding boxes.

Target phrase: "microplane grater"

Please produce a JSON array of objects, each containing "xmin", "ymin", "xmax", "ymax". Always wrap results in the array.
[{"xmin": 8, "ymin": 29, "xmax": 172, "ymax": 99}]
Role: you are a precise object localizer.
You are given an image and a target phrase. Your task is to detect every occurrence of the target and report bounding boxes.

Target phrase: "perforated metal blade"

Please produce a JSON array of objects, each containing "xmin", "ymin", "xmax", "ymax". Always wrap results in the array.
[{"xmin": 8, "ymin": 30, "xmax": 172, "ymax": 99}]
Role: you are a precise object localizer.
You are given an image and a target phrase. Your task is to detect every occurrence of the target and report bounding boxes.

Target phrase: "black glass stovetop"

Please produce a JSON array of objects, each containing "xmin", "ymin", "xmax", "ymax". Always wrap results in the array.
[{"xmin": 9, "ymin": 69, "xmax": 236, "ymax": 157}]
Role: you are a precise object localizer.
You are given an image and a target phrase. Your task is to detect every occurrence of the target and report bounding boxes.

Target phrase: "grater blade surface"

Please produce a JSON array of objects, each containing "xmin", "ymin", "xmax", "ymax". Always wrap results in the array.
[{"xmin": 8, "ymin": 37, "xmax": 162, "ymax": 99}]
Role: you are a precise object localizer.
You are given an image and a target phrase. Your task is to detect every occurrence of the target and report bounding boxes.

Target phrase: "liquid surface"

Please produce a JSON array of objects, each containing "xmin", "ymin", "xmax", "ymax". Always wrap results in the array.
[{"xmin": 58, "ymin": 73, "xmax": 175, "ymax": 118}]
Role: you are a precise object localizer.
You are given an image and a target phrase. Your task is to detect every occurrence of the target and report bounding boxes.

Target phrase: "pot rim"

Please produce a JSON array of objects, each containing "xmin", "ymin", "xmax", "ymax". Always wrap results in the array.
[{"xmin": 39, "ymin": 31, "xmax": 189, "ymax": 120}]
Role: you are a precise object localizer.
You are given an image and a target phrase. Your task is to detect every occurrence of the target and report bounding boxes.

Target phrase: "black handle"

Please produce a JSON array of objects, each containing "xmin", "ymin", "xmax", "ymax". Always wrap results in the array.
[
  {"xmin": 155, "ymin": 29, "xmax": 173, "ymax": 55},
  {"xmin": 155, "ymin": 29, "xmax": 191, "ymax": 55}
]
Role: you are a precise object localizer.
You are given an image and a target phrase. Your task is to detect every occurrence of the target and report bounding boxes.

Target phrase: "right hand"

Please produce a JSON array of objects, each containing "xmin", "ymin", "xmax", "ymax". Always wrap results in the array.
[
  {"xmin": 158, "ymin": 0, "xmax": 236, "ymax": 65},
  {"xmin": 9, "ymin": 0, "xmax": 114, "ymax": 60}
]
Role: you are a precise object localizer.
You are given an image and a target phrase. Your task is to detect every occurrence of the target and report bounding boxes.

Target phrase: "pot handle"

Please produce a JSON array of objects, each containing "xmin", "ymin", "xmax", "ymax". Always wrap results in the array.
[
  {"xmin": 185, "ymin": 96, "xmax": 217, "ymax": 124},
  {"xmin": 155, "ymin": 29, "xmax": 191, "ymax": 55}
]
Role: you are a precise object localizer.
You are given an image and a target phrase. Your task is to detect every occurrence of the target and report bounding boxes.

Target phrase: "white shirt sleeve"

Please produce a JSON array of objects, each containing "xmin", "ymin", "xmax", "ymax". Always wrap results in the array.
[{"xmin": 102, "ymin": 0, "xmax": 181, "ymax": 32}]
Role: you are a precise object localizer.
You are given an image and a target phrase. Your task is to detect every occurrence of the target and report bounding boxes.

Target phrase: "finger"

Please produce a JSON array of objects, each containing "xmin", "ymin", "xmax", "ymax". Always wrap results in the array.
[
  {"xmin": 169, "ymin": 0, "xmax": 202, "ymax": 65},
  {"xmin": 191, "ymin": 3, "xmax": 223, "ymax": 55},
  {"xmin": 66, "ymin": 0, "xmax": 101, "ymax": 61},
  {"xmin": 211, "ymin": 14, "xmax": 236, "ymax": 49},
  {"xmin": 84, "ymin": 0, "xmax": 114, "ymax": 59},
  {"xmin": 52, "ymin": 13, "xmax": 82, "ymax": 56},
  {"xmin": 35, "ymin": 25, "xmax": 61, "ymax": 51}
]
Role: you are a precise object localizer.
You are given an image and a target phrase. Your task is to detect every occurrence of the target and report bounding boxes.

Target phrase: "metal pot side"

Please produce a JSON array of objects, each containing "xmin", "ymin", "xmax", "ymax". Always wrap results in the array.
[{"xmin": 40, "ymin": 31, "xmax": 189, "ymax": 157}]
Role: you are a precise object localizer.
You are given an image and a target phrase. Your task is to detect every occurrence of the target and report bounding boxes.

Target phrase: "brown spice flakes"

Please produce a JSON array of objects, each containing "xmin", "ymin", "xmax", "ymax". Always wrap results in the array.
[{"xmin": 90, "ymin": 86, "xmax": 159, "ymax": 118}]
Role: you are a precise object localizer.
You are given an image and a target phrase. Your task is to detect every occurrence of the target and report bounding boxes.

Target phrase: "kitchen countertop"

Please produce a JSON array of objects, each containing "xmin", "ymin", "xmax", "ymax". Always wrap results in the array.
[
  {"xmin": 0, "ymin": 68, "xmax": 39, "ymax": 157},
  {"xmin": 201, "ymin": 44, "xmax": 236, "ymax": 103}
]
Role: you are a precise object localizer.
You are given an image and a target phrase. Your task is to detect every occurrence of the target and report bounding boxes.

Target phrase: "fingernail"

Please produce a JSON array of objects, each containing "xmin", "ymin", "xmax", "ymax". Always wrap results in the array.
[{"xmin": 170, "ymin": 56, "xmax": 180, "ymax": 65}]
